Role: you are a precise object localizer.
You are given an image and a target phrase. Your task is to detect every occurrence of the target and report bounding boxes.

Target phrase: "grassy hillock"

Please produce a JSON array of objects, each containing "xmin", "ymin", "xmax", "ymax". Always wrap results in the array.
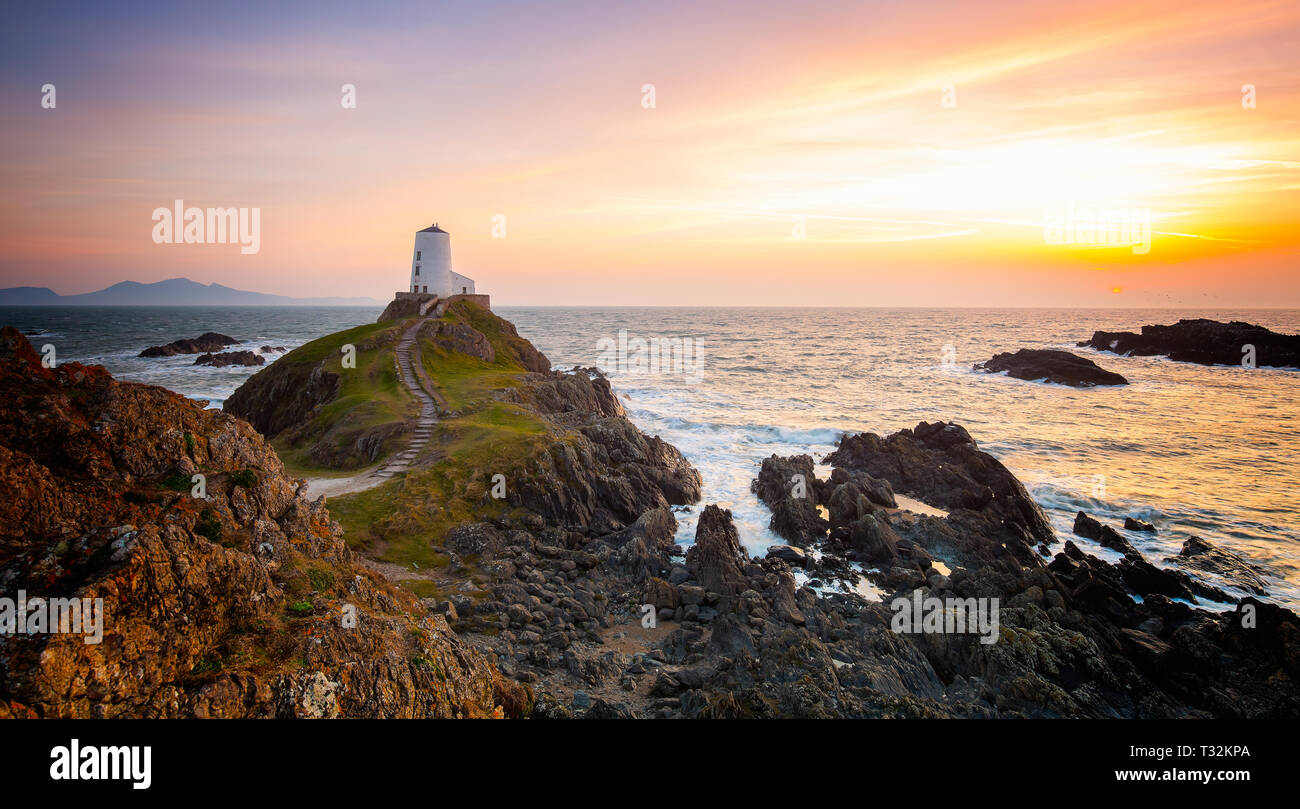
[
  {"xmin": 326, "ymin": 300, "xmax": 556, "ymax": 570},
  {"xmin": 227, "ymin": 320, "xmax": 414, "ymax": 474}
]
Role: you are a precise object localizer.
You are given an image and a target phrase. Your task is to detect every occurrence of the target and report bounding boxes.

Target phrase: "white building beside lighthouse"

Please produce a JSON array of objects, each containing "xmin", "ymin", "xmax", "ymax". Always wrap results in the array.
[{"xmin": 409, "ymin": 224, "xmax": 475, "ymax": 297}]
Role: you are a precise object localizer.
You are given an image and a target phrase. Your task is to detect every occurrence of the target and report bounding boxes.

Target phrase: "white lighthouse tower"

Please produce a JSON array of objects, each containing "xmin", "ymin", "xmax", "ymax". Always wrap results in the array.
[{"xmin": 409, "ymin": 224, "xmax": 475, "ymax": 297}]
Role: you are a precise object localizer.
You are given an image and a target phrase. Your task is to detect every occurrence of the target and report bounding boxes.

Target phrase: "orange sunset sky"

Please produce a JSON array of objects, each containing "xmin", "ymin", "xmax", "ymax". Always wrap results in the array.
[{"xmin": 1, "ymin": 0, "xmax": 1297, "ymax": 306}]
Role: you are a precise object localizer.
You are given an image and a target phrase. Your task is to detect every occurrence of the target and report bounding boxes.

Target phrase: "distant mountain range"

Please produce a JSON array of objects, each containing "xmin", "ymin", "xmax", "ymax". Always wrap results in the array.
[{"xmin": 0, "ymin": 278, "xmax": 382, "ymax": 306}]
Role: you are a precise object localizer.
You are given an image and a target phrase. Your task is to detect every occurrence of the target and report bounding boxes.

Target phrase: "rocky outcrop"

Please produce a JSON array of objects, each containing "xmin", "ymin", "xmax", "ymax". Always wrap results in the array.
[
  {"xmin": 1073, "ymin": 512, "xmax": 1266, "ymax": 600},
  {"xmin": 139, "ymin": 332, "xmax": 238, "ymax": 357},
  {"xmin": 0, "ymin": 327, "xmax": 518, "ymax": 719},
  {"xmin": 976, "ymin": 348, "xmax": 1128, "ymax": 387},
  {"xmin": 1079, "ymin": 319, "xmax": 1300, "ymax": 368},
  {"xmin": 377, "ymin": 294, "xmax": 435, "ymax": 323},
  {"xmin": 194, "ymin": 350, "xmax": 265, "ymax": 367},
  {"xmin": 425, "ymin": 404, "xmax": 1300, "ymax": 719},
  {"xmin": 224, "ymin": 357, "xmax": 343, "ymax": 439},
  {"xmin": 499, "ymin": 368, "xmax": 702, "ymax": 531},
  {"xmin": 420, "ymin": 319, "xmax": 494, "ymax": 363},
  {"xmin": 1170, "ymin": 536, "xmax": 1268, "ymax": 595},
  {"xmin": 751, "ymin": 455, "xmax": 827, "ymax": 546},
  {"xmin": 825, "ymin": 466, "xmax": 896, "ymax": 522},
  {"xmin": 1073, "ymin": 511, "xmax": 1138, "ymax": 556},
  {"xmin": 686, "ymin": 505, "xmax": 749, "ymax": 598},
  {"xmin": 449, "ymin": 300, "xmax": 550, "ymax": 374},
  {"xmin": 824, "ymin": 421, "xmax": 1054, "ymax": 556}
]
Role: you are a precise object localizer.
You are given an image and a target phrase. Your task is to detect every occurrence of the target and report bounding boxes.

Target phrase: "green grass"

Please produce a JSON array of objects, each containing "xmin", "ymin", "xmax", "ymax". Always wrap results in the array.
[
  {"xmin": 278, "ymin": 301, "xmax": 562, "ymax": 570},
  {"xmin": 328, "ymin": 409, "xmax": 551, "ymax": 568},
  {"xmin": 195, "ymin": 508, "xmax": 222, "ymax": 542},
  {"xmin": 306, "ymin": 562, "xmax": 336, "ymax": 592},
  {"xmin": 279, "ymin": 321, "xmax": 399, "ymax": 366},
  {"xmin": 230, "ymin": 469, "xmax": 258, "ymax": 489},
  {"xmin": 159, "ymin": 473, "xmax": 193, "ymax": 492},
  {"xmin": 271, "ymin": 320, "xmax": 417, "ymax": 475},
  {"xmin": 328, "ymin": 305, "xmax": 556, "ymax": 569},
  {"xmin": 396, "ymin": 579, "xmax": 443, "ymax": 599}
]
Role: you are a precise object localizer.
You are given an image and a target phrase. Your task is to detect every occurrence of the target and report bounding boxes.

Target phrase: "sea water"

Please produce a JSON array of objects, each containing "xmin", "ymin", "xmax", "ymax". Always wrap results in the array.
[{"xmin": 5, "ymin": 304, "xmax": 1296, "ymax": 608}]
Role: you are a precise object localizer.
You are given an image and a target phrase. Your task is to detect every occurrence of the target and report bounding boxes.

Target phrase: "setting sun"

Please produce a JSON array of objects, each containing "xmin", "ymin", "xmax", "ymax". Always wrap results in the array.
[{"xmin": 1, "ymin": 0, "xmax": 1297, "ymax": 306}]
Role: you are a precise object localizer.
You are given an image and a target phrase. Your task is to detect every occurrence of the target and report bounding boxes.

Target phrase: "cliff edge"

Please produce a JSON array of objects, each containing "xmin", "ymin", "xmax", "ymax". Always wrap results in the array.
[{"xmin": 0, "ymin": 326, "xmax": 524, "ymax": 718}]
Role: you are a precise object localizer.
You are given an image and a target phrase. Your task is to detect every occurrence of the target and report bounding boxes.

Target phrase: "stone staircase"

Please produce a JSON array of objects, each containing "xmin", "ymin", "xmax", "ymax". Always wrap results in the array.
[{"xmin": 371, "ymin": 318, "xmax": 439, "ymax": 481}]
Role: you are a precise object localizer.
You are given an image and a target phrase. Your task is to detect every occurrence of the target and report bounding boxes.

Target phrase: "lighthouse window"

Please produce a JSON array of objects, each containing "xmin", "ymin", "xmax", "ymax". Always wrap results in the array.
[
  {"xmin": 416, "ymin": 251, "xmax": 421, "ymax": 260},
  {"xmin": 415, "ymin": 265, "xmax": 420, "ymax": 276}
]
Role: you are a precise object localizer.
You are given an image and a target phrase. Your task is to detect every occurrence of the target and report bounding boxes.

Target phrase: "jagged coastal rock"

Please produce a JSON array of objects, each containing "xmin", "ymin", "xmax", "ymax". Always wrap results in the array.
[
  {"xmin": 824, "ymin": 421, "xmax": 1054, "ymax": 557},
  {"xmin": 1079, "ymin": 318, "xmax": 1300, "ymax": 368},
  {"xmin": 976, "ymin": 348, "xmax": 1128, "ymax": 387},
  {"xmin": 1170, "ymin": 536, "xmax": 1269, "ymax": 596},
  {"xmin": 751, "ymin": 454, "xmax": 829, "ymax": 546},
  {"xmin": 0, "ymin": 326, "xmax": 523, "ymax": 718},
  {"xmin": 194, "ymin": 350, "xmax": 265, "ymax": 367},
  {"xmin": 5, "ymin": 298, "xmax": 1299, "ymax": 720},
  {"xmin": 139, "ymin": 331, "xmax": 239, "ymax": 358}
]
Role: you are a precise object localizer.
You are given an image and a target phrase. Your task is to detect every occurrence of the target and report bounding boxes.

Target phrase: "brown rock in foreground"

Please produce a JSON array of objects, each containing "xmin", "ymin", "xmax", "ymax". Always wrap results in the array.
[{"xmin": 0, "ymin": 326, "xmax": 520, "ymax": 718}]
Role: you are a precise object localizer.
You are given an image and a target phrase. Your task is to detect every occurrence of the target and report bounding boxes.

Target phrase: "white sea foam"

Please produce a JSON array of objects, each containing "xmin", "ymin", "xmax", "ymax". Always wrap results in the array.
[
  {"xmin": 8, "ymin": 304, "xmax": 1296, "ymax": 608},
  {"xmin": 511, "ymin": 306, "xmax": 1300, "ymax": 609}
]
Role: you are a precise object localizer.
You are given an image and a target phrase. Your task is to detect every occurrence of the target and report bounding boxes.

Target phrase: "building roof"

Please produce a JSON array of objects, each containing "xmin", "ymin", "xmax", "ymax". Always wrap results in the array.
[{"xmin": 418, "ymin": 224, "xmax": 448, "ymax": 234}]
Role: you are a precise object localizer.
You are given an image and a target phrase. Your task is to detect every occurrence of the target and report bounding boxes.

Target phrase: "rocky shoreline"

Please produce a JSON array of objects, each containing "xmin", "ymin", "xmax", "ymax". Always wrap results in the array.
[
  {"xmin": 3, "ymin": 304, "xmax": 1298, "ymax": 719},
  {"xmin": 0, "ymin": 326, "xmax": 523, "ymax": 718}
]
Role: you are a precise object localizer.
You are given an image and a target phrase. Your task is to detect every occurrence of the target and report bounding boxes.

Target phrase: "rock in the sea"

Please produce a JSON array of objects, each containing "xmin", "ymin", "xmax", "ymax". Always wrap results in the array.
[
  {"xmin": 1169, "ymin": 536, "xmax": 1268, "ymax": 595},
  {"xmin": 1073, "ymin": 511, "xmax": 1137, "ymax": 556},
  {"xmin": 976, "ymin": 348, "xmax": 1128, "ymax": 387},
  {"xmin": 193, "ymin": 350, "xmax": 265, "ymax": 367},
  {"xmin": 1125, "ymin": 517, "xmax": 1156, "ymax": 533},
  {"xmin": 847, "ymin": 512, "xmax": 900, "ymax": 563},
  {"xmin": 139, "ymin": 331, "xmax": 238, "ymax": 357},
  {"xmin": 827, "ymin": 467, "xmax": 896, "ymax": 509},
  {"xmin": 1079, "ymin": 319, "xmax": 1300, "ymax": 368},
  {"xmin": 825, "ymin": 421, "xmax": 1054, "ymax": 552}
]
